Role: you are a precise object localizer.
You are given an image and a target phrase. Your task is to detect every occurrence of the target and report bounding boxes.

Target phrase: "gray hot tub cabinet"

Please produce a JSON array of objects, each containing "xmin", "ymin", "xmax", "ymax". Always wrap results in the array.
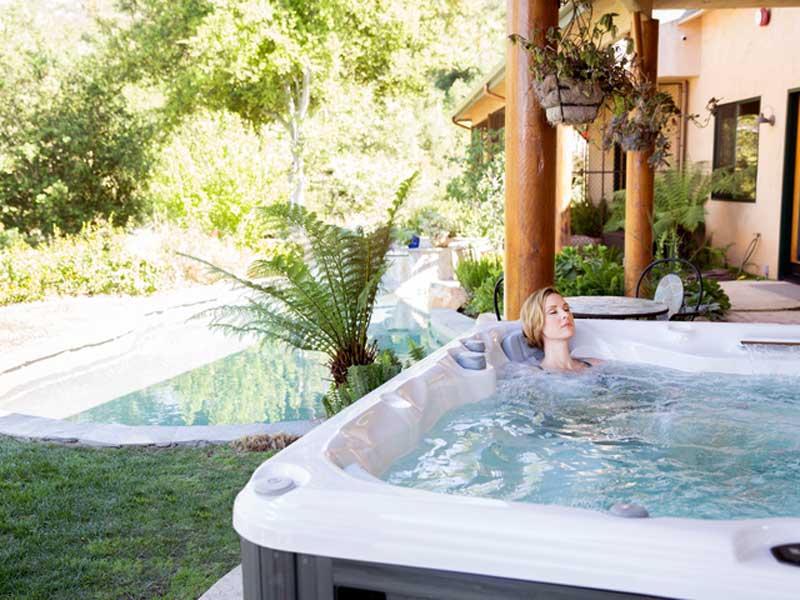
[{"xmin": 240, "ymin": 539, "xmax": 669, "ymax": 600}]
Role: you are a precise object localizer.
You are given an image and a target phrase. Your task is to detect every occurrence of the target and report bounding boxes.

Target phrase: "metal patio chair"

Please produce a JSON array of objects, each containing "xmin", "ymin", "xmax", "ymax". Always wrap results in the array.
[{"xmin": 635, "ymin": 257, "xmax": 706, "ymax": 321}]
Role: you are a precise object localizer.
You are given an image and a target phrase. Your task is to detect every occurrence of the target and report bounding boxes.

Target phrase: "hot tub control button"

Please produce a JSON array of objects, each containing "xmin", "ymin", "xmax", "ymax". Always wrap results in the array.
[
  {"xmin": 254, "ymin": 475, "xmax": 295, "ymax": 496},
  {"xmin": 772, "ymin": 544, "xmax": 800, "ymax": 566}
]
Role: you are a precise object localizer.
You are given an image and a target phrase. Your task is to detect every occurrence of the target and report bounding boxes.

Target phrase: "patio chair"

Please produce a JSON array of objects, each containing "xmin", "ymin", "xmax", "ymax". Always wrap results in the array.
[
  {"xmin": 634, "ymin": 258, "xmax": 705, "ymax": 321},
  {"xmin": 493, "ymin": 274, "xmax": 504, "ymax": 321}
]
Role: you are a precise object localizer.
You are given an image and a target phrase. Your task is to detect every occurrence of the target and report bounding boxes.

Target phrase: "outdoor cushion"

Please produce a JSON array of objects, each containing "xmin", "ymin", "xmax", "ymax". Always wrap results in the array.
[{"xmin": 500, "ymin": 330, "xmax": 544, "ymax": 364}]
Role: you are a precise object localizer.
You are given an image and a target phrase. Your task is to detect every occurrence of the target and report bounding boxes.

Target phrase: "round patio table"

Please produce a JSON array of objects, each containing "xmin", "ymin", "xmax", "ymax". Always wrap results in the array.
[{"xmin": 565, "ymin": 295, "xmax": 669, "ymax": 320}]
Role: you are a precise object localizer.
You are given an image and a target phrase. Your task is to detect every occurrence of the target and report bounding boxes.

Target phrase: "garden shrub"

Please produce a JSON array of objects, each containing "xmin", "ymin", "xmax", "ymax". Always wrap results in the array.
[
  {"xmin": 0, "ymin": 221, "xmax": 162, "ymax": 304},
  {"xmin": 454, "ymin": 253, "xmax": 504, "ymax": 317},
  {"xmin": 605, "ymin": 164, "xmax": 737, "ymax": 265},
  {"xmin": 555, "ymin": 244, "xmax": 624, "ymax": 297},
  {"xmin": 323, "ymin": 349, "xmax": 402, "ymax": 417},
  {"xmin": 0, "ymin": 220, "xmax": 253, "ymax": 305},
  {"xmin": 685, "ymin": 277, "xmax": 730, "ymax": 320},
  {"xmin": 148, "ymin": 111, "xmax": 288, "ymax": 248},
  {"xmin": 0, "ymin": 68, "xmax": 157, "ymax": 236},
  {"xmin": 323, "ymin": 339, "xmax": 427, "ymax": 418},
  {"xmin": 569, "ymin": 197, "xmax": 606, "ymax": 238}
]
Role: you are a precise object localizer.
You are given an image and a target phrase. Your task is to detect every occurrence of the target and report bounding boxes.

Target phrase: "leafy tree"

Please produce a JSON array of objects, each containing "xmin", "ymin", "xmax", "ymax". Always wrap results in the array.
[
  {"xmin": 445, "ymin": 128, "xmax": 505, "ymax": 247},
  {"xmin": 0, "ymin": 1, "xmax": 159, "ymax": 235},
  {"xmin": 0, "ymin": 66, "xmax": 158, "ymax": 235},
  {"xmin": 193, "ymin": 173, "xmax": 417, "ymax": 388},
  {"xmin": 108, "ymin": 0, "xmax": 430, "ymax": 206},
  {"xmin": 147, "ymin": 109, "xmax": 290, "ymax": 245}
]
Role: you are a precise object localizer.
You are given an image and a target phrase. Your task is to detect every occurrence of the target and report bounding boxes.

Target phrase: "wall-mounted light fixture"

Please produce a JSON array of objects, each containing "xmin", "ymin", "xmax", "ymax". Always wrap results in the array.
[{"xmin": 757, "ymin": 111, "xmax": 775, "ymax": 126}]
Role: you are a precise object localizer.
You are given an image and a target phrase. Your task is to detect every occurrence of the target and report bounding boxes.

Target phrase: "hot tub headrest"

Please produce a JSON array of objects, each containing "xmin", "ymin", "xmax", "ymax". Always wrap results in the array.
[{"xmin": 500, "ymin": 329, "xmax": 544, "ymax": 364}]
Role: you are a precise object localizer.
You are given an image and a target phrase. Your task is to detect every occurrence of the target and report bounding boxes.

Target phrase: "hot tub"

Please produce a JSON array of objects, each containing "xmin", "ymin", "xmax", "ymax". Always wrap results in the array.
[{"xmin": 233, "ymin": 320, "xmax": 800, "ymax": 600}]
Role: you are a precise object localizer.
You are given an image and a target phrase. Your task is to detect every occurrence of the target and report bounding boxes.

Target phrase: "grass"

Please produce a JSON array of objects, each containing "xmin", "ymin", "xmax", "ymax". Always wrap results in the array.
[{"xmin": 0, "ymin": 436, "xmax": 273, "ymax": 599}]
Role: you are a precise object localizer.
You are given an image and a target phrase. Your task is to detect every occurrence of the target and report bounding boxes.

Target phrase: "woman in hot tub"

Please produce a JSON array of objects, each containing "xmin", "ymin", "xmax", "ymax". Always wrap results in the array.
[{"xmin": 520, "ymin": 286, "xmax": 600, "ymax": 372}]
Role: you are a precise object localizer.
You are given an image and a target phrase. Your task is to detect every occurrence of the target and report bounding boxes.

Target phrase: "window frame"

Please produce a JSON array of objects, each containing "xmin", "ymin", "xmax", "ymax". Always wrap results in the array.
[{"xmin": 711, "ymin": 96, "xmax": 761, "ymax": 203}]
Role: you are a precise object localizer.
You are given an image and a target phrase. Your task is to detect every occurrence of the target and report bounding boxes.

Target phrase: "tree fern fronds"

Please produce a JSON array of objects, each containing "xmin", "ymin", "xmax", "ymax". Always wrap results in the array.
[
  {"xmin": 386, "ymin": 171, "xmax": 419, "ymax": 224},
  {"xmin": 406, "ymin": 338, "xmax": 427, "ymax": 363},
  {"xmin": 177, "ymin": 252, "xmax": 276, "ymax": 296},
  {"xmin": 186, "ymin": 175, "xmax": 417, "ymax": 406}
]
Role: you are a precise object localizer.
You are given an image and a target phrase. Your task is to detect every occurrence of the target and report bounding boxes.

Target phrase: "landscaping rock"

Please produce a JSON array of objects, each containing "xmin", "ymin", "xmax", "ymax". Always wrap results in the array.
[{"xmin": 428, "ymin": 282, "xmax": 468, "ymax": 310}]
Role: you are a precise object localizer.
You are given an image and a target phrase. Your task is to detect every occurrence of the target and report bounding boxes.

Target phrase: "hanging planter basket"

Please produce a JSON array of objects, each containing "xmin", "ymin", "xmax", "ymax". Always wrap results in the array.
[
  {"xmin": 532, "ymin": 74, "xmax": 604, "ymax": 126},
  {"xmin": 617, "ymin": 119, "xmax": 658, "ymax": 152}
]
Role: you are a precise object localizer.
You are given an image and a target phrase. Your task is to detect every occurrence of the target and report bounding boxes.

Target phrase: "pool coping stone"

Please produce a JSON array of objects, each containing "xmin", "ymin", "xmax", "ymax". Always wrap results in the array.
[{"xmin": 0, "ymin": 413, "xmax": 316, "ymax": 447}]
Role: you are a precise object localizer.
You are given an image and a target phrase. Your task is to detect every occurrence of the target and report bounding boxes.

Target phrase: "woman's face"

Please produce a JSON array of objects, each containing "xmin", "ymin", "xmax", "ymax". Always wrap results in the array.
[{"xmin": 542, "ymin": 293, "xmax": 575, "ymax": 345}]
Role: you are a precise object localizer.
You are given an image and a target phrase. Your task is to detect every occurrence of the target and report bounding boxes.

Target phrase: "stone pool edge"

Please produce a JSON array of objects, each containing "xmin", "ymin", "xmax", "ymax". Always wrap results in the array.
[{"xmin": 0, "ymin": 414, "xmax": 316, "ymax": 448}]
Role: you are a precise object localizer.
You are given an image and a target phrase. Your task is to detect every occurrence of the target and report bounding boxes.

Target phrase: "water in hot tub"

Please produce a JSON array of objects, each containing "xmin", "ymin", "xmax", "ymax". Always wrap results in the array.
[{"xmin": 383, "ymin": 362, "xmax": 800, "ymax": 519}]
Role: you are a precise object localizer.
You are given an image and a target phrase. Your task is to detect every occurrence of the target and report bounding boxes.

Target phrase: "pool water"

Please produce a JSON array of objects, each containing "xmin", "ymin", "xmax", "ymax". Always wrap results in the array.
[
  {"xmin": 383, "ymin": 361, "xmax": 800, "ymax": 520},
  {"xmin": 70, "ymin": 300, "xmax": 442, "ymax": 426}
]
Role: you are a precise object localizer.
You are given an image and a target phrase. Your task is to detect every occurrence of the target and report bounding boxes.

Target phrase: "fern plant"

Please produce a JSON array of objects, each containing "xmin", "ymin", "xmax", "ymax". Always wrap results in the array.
[
  {"xmin": 454, "ymin": 252, "xmax": 504, "ymax": 318},
  {"xmin": 323, "ymin": 337, "xmax": 427, "ymax": 417},
  {"xmin": 323, "ymin": 349, "xmax": 403, "ymax": 416},
  {"xmin": 192, "ymin": 173, "xmax": 418, "ymax": 388},
  {"xmin": 605, "ymin": 163, "xmax": 736, "ymax": 259}
]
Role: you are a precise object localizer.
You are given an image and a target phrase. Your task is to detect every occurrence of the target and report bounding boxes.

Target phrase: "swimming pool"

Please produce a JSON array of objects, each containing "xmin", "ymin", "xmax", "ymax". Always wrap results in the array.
[
  {"xmin": 67, "ymin": 299, "xmax": 440, "ymax": 426},
  {"xmin": 233, "ymin": 319, "xmax": 800, "ymax": 600},
  {"xmin": 0, "ymin": 297, "xmax": 448, "ymax": 428}
]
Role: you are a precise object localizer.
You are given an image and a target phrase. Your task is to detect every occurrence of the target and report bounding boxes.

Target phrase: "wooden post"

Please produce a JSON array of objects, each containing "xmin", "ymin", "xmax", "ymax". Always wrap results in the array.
[
  {"xmin": 504, "ymin": 0, "xmax": 558, "ymax": 319},
  {"xmin": 624, "ymin": 14, "xmax": 659, "ymax": 296}
]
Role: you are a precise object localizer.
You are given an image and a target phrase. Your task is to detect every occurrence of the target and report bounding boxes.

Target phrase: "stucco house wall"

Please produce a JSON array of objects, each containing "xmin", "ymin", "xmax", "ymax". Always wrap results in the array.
[{"xmin": 681, "ymin": 8, "xmax": 800, "ymax": 277}]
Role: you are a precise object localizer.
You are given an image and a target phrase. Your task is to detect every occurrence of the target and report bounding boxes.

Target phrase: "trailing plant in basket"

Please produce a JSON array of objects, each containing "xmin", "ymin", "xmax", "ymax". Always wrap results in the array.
[
  {"xmin": 604, "ymin": 79, "xmax": 681, "ymax": 167},
  {"xmin": 511, "ymin": 0, "xmax": 631, "ymax": 125}
]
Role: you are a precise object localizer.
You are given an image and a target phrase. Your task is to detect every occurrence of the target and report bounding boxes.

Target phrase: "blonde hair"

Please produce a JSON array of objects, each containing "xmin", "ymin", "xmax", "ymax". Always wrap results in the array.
[{"xmin": 520, "ymin": 286, "xmax": 559, "ymax": 349}]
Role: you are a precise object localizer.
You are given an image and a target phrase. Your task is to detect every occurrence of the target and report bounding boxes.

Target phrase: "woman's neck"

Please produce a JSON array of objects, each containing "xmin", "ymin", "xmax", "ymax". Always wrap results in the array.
[{"xmin": 540, "ymin": 340, "xmax": 582, "ymax": 371}]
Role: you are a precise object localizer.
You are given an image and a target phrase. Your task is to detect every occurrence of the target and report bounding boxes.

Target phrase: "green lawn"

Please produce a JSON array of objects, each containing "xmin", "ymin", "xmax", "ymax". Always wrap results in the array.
[{"xmin": 0, "ymin": 436, "xmax": 272, "ymax": 599}]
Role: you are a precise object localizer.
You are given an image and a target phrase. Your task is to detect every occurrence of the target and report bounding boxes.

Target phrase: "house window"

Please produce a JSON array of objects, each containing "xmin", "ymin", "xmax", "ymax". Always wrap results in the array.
[{"xmin": 712, "ymin": 97, "xmax": 760, "ymax": 202}]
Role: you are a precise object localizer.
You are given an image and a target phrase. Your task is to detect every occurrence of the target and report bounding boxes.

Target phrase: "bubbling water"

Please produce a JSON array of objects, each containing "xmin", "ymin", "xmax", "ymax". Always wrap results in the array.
[{"xmin": 383, "ymin": 362, "xmax": 800, "ymax": 520}]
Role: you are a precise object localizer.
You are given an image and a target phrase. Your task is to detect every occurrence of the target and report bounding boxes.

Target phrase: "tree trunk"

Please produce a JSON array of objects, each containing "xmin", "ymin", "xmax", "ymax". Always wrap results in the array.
[{"xmin": 286, "ymin": 67, "xmax": 311, "ymax": 206}]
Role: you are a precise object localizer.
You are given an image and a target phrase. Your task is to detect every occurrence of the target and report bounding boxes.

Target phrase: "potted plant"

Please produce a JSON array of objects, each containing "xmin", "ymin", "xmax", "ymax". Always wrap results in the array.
[
  {"xmin": 402, "ymin": 207, "xmax": 457, "ymax": 248},
  {"xmin": 511, "ymin": 0, "xmax": 631, "ymax": 125}
]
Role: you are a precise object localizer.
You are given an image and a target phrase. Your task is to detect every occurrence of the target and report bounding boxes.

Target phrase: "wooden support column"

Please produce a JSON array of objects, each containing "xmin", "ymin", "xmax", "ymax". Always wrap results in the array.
[
  {"xmin": 504, "ymin": 0, "xmax": 558, "ymax": 319},
  {"xmin": 624, "ymin": 13, "xmax": 659, "ymax": 296}
]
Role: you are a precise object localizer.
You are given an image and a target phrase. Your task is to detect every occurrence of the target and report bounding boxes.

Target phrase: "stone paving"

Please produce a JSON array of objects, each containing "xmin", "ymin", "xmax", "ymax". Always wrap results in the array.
[
  {"xmin": 198, "ymin": 566, "xmax": 242, "ymax": 600},
  {"xmin": 720, "ymin": 280, "xmax": 800, "ymax": 323}
]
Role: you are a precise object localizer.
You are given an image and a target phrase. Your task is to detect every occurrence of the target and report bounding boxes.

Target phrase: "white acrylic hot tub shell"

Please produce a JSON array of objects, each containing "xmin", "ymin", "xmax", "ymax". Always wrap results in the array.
[{"xmin": 234, "ymin": 320, "xmax": 800, "ymax": 599}]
